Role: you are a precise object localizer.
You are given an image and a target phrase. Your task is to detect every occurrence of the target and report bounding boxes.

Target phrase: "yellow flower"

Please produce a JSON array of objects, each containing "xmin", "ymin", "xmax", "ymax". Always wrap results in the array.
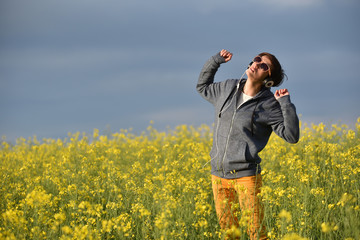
[
  {"xmin": 282, "ymin": 233, "xmax": 308, "ymax": 240},
  {"xmin": 93, "ymin": 128, "xmax": 99, "ymax": 139},
  {"xmin": 337, "ymin": 193, "xmax": 355, "ymax": 207},
  {"xmin": 321, "ymin": 222, "xmax": 331, "ymax": 233},
  {"xmin": 102, "ymin": 220, "xmax": 114, "ymax": 233},
  {"xmin": 54, "ymin": 212, "xmax": 66, "ymax": 225},
  {"xmin": 2, "ymin": 209, "xmax": 26, "ymax": 226},
  {"xmin": 61, "ymin": 226, "xmax": 73, "ymax": 235},
  {"xmin": 226, "ymin": 225, "xmax": 242, "ymax": 238},
  {"xmin": 24, "ymin": 188, "xmax": 52, "ymax": 207},
  {"xmin": 279, "ymin": 209, "xmax": 292, "ymax": 223},
  {"xmin": 328, "ymin": 204, "xmax": 335, "ymax": 210}
]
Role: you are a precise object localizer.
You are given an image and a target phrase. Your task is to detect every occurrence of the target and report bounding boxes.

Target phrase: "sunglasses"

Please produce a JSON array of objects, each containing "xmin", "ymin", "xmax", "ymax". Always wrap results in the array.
[{"xmin": 253, "ymin": 56, "xmax": 270, "ymax": 72}]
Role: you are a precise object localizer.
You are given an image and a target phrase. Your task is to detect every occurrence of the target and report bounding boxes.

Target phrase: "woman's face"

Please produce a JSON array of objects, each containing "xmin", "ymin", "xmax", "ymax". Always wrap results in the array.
[{"xmin": 246, "ymin": 55, "xmax": 272, "ymax": 82}]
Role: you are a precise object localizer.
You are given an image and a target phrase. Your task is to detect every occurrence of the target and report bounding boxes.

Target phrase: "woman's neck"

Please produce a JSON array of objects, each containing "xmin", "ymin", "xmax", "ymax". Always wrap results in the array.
[{"xmin": 243, "ymin": 78, "xmax": 262, "ymax": 97}]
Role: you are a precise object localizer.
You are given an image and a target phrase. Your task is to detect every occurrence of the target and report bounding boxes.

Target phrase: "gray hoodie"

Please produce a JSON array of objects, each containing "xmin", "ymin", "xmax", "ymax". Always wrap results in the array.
[{"xmin": 197, "ymin": 53, "xmax": 299, "ymax": 179}]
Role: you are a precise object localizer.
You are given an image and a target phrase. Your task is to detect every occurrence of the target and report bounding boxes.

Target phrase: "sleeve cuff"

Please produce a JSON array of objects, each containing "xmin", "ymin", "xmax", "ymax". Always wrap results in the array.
[
  {"xmin": 212, "ymin": 52, "xmax": 226, "ymax": 65},
  {"xmin": 277, "ymin": 95, "xmax": 292, "ymax": 105}
]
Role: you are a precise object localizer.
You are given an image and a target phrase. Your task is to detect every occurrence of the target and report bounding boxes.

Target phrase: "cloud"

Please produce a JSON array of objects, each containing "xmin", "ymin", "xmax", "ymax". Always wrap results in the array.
[
  {"xmin": 183, "ymin": 0, "xmax": 325, "ymax": 14},
  {"xmin": 142, "ymin": 105, "xmax": 213, "ymax": 127},
  {"xmin": 257, "ymin": 0, "xmax": 324, "ymax": 8}
]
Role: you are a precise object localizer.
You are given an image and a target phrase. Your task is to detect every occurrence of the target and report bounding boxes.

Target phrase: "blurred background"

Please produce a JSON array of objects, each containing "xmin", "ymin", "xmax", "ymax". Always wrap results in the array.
[{"xmin": 1, "ymin": 0, "xmax": 359, "ymax": 142}]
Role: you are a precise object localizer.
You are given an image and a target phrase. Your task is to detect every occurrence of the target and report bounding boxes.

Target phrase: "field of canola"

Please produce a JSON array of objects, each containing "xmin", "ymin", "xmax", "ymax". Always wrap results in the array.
[{"xmin": 1, "ymin": 119, "xmax": 360, "ymax": 240}]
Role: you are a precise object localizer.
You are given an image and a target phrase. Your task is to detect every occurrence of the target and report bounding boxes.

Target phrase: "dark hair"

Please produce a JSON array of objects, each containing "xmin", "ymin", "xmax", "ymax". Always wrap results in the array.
[{"xmin": 258, "ymin": 52, "xmax": 287, "ymax": 87}]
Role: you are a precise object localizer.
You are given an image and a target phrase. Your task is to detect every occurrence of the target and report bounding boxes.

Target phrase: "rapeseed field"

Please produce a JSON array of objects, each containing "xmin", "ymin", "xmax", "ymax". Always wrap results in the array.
[{"xmin": 1, "ymin": 119, "xmax": 359, "ymax": 239}]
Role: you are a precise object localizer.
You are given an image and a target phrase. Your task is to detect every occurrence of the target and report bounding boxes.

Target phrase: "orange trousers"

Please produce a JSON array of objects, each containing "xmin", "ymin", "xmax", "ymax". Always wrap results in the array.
[{"xmin": 212, "ymin": 174, "xmax": 267, "ymax": 240}]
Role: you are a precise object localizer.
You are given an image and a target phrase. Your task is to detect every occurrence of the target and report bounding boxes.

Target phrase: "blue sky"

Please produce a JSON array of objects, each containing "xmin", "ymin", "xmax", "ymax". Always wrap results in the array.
[{"xmin": 1, "ymin": 0, "xmax": 359, "ymax": 141}]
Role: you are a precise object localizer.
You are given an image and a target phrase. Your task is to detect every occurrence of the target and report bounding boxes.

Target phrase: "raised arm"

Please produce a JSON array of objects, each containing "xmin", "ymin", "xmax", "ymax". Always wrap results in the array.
[
  {"xmin": 196, "ymin": 50, "xmax": 232, "ymax": 104},
  {"xmin": 270, "ymin": 90, "xmax": 300, "ymax": 143}
]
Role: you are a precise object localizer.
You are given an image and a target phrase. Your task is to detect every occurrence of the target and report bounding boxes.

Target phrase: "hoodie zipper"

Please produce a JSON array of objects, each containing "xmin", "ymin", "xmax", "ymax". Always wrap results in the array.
[
  {"xmin": 220, "ymin": 104, "xmax": 238, "ymax": 177},
  {"xmin": 219, "ymin": 83, "xmax": 240, "ymax": 177}
]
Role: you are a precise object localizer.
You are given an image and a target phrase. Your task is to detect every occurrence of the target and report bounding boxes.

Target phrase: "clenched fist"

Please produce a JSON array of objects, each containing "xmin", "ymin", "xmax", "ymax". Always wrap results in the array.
[
  {"xmin": 274, "ymin": 89, "xmax": 290, "ymax": 100},
  {"xmin": 220, "ymin": 49, "xmax": 233, "ymax": 62}
]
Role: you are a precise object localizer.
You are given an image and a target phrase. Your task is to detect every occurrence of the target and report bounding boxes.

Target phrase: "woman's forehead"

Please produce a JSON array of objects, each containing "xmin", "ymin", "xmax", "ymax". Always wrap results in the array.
[{"xmin": 261, "ymin": 55, "xmax": 272, "ymax": 65}]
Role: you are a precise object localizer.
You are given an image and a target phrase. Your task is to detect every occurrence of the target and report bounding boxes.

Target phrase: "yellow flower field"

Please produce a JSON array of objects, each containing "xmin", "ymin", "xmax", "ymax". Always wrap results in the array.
[{"xmin": 1, "ymin": 119, "xmax": 359, "ymax": 239}]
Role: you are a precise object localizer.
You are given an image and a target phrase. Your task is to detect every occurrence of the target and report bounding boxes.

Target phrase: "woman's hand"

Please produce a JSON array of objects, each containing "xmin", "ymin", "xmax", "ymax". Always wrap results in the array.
[
  {"xmin": 274, "ymin": 89, "xmax": 290, "ymax": 100},
  {"xmin": 220, "ymin": 49, "xmax": 233, "ymax": 62}
]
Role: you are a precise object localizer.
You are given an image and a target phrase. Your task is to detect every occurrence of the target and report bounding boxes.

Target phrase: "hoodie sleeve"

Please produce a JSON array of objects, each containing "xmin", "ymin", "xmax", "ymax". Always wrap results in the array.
[
  {"xmin": 196, "ymin": 52, "xmax": 226, "ymax": 105},
  {"xmin": 269, "ymin": 95, "xmax": 300, "ymax": 143}
]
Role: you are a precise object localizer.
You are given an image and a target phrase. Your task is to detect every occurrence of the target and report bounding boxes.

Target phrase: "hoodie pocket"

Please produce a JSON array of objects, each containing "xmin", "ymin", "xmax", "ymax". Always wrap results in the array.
[{"xmin": 223, "ymin": 140, "xmax": 250, "ymax": 172}]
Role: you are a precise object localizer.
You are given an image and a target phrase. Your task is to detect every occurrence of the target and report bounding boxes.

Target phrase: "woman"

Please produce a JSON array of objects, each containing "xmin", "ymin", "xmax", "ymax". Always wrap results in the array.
[{"xmin": 196, "ymin": 49, "xmax": 299, "ymax": 239}]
